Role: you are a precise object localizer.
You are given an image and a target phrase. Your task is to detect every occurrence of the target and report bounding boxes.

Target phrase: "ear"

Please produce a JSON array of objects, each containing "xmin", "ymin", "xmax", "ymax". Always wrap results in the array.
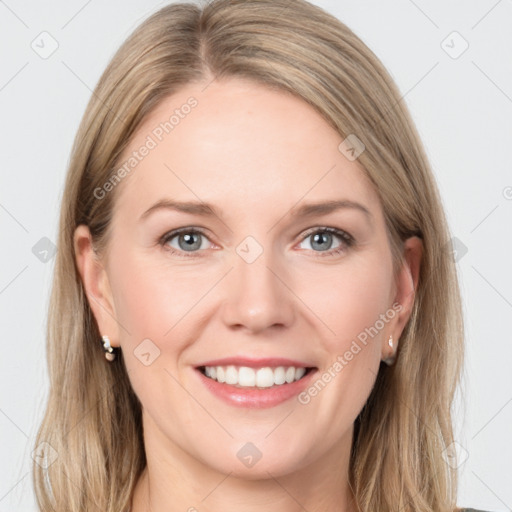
[
  {"xmin": 73, "ymin": 224, "xmax": 121, "ymax": 347},
  {"xmin": 384, "ymin": 236, "xmax": 423, "ymax": 355}
]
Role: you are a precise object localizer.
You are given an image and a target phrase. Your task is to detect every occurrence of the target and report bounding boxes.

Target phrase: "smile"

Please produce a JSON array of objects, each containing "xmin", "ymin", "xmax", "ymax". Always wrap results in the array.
[
  {"xmin": 195, "ymin": 363, "xmax": 318, "ymax": 409},
  {"xmin": 199, "ymin": 365, "xmax": 314, "ymax": 388}
]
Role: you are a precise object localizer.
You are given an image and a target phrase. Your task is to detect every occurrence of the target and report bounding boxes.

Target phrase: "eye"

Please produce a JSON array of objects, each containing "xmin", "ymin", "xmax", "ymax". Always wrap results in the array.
[
  {"xmin": 298, "ymin": 227, "xmax": 354, "ymax": 257},
  {"xmin": 159, "ymin": 228, "xmax": 212, "ymax": 257},
  {"xmin": 158, "ymin": 226, "xmax": 355, "ymax": 258}
]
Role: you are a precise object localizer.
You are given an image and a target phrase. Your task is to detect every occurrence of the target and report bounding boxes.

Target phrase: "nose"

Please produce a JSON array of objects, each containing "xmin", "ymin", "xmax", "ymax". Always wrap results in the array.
[{"xmin": 220, "ymin": 246, "xmax": 295, "ymax": 334}]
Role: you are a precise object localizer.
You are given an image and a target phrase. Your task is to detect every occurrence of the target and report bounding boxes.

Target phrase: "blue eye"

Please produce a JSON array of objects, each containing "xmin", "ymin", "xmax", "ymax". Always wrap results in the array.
[
  {"xmin": 160, "ymin": 228, "xmax": 211, "ymax": 257},
  {"xmin": 159, "ymin": 226, "xmax": 354, "ymax": 258},
  {"xmin": 298, "ymin": 227, "xmax": 354, "ymax": 257}
]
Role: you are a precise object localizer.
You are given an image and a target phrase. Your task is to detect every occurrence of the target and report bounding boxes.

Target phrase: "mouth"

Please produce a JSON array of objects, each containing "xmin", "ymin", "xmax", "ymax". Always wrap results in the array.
[{"xmin": 197, "ymin": 365, "xmax": 316, "ymax": 389}]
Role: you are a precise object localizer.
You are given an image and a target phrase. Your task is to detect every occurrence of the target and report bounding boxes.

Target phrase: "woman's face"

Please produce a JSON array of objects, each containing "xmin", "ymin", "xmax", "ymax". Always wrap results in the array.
[{"xmin": 76, "ymin": 77, "xmax": 420, "ymax": 479}]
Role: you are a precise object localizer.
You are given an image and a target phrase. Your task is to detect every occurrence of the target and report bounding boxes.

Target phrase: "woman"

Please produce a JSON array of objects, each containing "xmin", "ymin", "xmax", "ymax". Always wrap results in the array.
[{"xmin": 32, "ymin": 0, "xmax": 489, "ymax": 511}]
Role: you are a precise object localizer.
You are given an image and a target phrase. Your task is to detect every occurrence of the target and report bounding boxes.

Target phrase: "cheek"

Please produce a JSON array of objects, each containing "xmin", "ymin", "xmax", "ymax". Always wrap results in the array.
[
  {"xmin": 294, "ymin": 256, "xmax": 393, "ymax": 426},
  {"xmin": 297, "ymin": 253, "xmax": 393, "ymax": 354},
  {"xmin": 107, "ymin": 251, "xmax": 199, "ymax": 349},
  {"xmin": 107, "ymin": 254, "xmax": 200, "ymax": 405},
  {"xmin": 111, "ymin": 246, "xmax": 204, "ymax": 326}
]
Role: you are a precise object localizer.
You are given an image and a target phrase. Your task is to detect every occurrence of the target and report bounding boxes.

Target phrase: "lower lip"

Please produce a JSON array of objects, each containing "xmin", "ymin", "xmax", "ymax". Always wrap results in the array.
[{"xmin": 195, "ymin": 368, "xmax": 317, "ymax": 409}]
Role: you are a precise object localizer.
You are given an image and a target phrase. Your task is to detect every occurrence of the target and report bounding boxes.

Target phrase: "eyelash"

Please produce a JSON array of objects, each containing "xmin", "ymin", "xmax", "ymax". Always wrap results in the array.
[{"xmin": 158, "ymin": 226, "xmax": 355, "ymax": 259}]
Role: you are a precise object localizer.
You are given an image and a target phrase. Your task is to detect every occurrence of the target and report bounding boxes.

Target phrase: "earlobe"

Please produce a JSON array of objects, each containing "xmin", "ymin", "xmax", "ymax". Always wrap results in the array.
[{"xmin": 73, "ymin": 225, "xmax": 120, "ymax": 347}]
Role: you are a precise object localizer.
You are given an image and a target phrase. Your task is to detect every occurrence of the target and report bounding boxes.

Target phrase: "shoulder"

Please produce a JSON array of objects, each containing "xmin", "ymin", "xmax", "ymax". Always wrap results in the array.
[{"xmin": 459, "ymin": 508, "xmax": 495, "ymax": 512}]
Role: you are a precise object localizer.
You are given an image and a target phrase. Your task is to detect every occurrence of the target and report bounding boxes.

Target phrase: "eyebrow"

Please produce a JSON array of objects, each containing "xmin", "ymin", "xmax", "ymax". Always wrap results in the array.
[{"xmin": 139, "ymin": 198, "xmax": 373, "ymax": 224}]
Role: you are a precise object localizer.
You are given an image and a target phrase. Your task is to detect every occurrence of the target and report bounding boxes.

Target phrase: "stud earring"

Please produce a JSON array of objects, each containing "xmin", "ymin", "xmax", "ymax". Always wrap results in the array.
[
  {"xmin": 101, "ymin": 335, "xmax": 117, "ymax": 362},
  {"xmin": 382, "ymin": 335, "xmax": 396, "ymax": 366}
]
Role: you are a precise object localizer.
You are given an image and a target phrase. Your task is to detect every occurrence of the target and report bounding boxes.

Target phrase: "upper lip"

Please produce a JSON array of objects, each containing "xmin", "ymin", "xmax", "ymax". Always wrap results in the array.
[{"xmin": 196, "ymin": 357, "xmax": 316, "ymax": 369}]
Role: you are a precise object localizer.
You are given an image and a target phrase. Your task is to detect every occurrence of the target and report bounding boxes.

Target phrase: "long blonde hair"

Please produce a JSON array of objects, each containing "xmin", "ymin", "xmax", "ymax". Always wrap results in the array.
[{"xmin": 33, "ymin": 1, "xmax": 465, "ymax": 510}]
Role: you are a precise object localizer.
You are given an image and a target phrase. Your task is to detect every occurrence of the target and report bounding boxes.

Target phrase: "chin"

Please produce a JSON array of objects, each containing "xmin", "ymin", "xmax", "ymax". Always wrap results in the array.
[{"xmin": 200, "ymin": 441, "xmax": 312, "ymax": 480}]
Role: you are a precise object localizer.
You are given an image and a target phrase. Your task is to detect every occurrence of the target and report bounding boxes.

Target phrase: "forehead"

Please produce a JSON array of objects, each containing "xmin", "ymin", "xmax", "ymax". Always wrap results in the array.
[{"xmin": 112, "ymin": 78, "xmax": 380, "ymax": 221}]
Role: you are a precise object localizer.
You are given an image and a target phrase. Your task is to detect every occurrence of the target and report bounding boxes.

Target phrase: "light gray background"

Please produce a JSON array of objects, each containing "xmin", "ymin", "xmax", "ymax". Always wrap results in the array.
[{"xmin": 1, "ymin": 1, "xmax": 511, "ymax": 510}]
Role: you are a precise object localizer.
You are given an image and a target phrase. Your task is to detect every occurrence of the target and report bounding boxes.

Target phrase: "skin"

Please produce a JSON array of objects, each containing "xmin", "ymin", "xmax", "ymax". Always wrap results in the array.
[{"xmin": 74, "ymin": 77, "xmax": 422, "ymax": 512}]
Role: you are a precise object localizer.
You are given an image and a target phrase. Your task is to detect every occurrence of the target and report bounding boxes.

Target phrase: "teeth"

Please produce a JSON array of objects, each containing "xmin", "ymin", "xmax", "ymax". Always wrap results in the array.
[
  {"xmin": 202, "ymin": 365, "xmax": 308, "ymax": 388},
  {"xmin": 239, "ymin": 366, "xmax": 256, "ymax": 386}
]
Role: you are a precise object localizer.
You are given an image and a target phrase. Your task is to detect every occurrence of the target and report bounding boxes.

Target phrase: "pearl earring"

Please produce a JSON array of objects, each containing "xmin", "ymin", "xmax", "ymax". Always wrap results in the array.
[
  {"xmin": 382, "ymin": 335, "xmax": 396, "ymax": 366},
  {"xmin": 101, "ymin": 335, "xmax": 117, "ymax": 362}
]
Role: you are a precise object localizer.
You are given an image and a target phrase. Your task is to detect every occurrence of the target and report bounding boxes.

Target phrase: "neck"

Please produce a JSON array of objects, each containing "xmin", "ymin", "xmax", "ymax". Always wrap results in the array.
[{"xmin": 130, "ymin": 413, "xmax": 358, "ymax": 512}]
